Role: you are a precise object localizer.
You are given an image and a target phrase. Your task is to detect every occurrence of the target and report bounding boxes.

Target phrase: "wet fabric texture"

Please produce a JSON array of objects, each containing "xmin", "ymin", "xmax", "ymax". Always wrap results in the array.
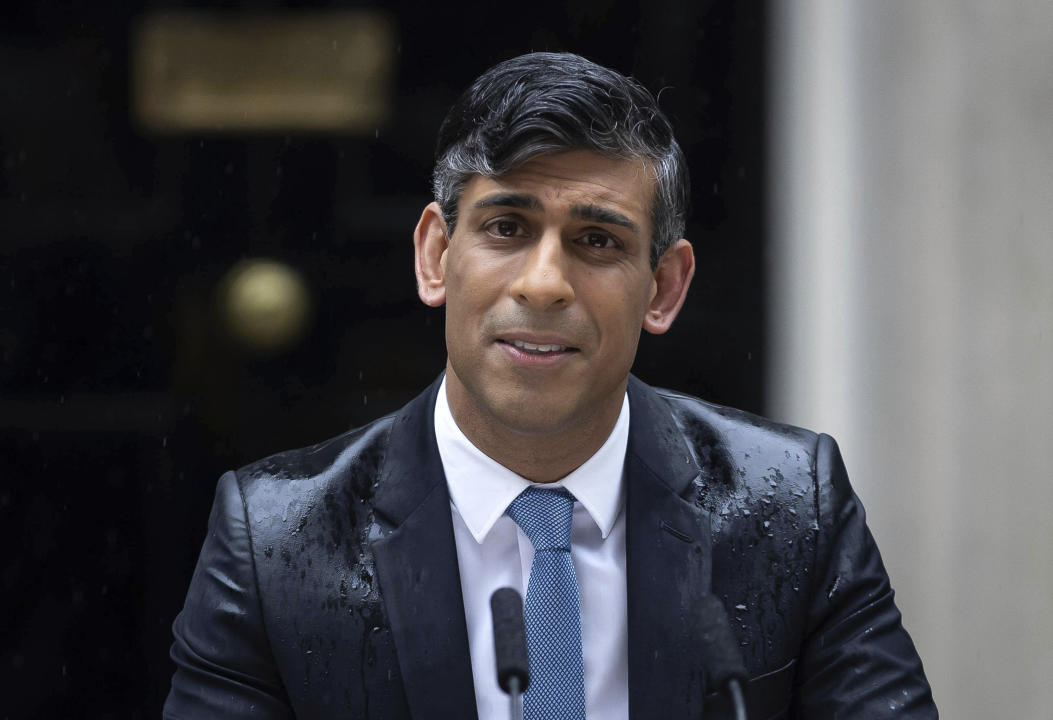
[{"xmin": 164, "ymin": 375, "xmax": 937, "ymax": 719}]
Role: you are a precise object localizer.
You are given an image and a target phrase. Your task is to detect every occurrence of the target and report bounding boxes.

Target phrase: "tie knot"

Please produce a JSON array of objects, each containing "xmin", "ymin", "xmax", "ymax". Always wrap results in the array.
[{"xmin": 506, "ymin": 487, "xmax": 576, "ymax": 552}]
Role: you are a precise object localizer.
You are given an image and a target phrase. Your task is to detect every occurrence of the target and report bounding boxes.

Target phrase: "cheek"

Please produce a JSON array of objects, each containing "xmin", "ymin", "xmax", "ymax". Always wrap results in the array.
[
  {"xmin": 444, "ymin": 252, "xmax": 506, "ymax": 334},
  {"xmin": 447, "ymin": 246, "xmax": 505, "ymax": 293},
  {"xmin": 595, "ymin": 289, "xmax": 648, "ymax": 352}
]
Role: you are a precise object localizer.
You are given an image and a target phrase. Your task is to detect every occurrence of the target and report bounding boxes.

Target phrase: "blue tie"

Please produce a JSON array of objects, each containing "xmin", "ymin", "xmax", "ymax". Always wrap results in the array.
[{"xmin": 506, "ymin": 487, "xmax": 587, "ymax": 720}]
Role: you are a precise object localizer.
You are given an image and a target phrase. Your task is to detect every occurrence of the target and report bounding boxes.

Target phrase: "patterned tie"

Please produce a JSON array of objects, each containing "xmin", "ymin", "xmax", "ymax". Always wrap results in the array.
[{"xmin": 506, "ymin": 487, "xmax": 588, "ymax": 720}]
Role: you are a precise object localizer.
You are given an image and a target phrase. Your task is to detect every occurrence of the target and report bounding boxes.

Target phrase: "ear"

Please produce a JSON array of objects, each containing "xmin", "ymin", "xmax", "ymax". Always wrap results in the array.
[
  {"xmin": 414, "ymin": 201, "xmax": 449, "ymax": 307},
  {"xmin": 642, "ymin": 239, "xmax": 695, "ymax": 334}
]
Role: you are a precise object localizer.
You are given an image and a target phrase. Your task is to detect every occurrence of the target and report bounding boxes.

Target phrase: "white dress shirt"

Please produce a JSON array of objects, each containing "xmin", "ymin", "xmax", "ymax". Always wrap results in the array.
[{"xmin": 434, "ymin": 378, "xmax": 630, "ymax": 720}]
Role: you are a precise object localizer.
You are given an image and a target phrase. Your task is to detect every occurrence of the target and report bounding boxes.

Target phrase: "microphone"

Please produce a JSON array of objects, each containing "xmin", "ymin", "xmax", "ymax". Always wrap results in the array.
[
  {"xmin": 698, "ymin": 593, "xmax": 748, "ymax": 720},
  {"xmin": 491, "ymin": 587, "xmax": 530, "ymax": 720}
]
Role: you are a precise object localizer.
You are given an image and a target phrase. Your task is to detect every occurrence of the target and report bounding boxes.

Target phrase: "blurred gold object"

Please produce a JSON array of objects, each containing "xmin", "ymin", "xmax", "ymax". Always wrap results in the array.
[
  {"xmin": 221, "ymin": 259, "xmax": 312, "ymax": 351},
  {"xmin": 133, "ymin": 10, "xmax": 394, "ymax": 132}
]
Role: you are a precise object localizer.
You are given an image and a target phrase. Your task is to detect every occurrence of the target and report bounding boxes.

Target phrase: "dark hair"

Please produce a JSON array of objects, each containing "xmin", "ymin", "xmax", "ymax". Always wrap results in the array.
[{"xmin": 432, "ymin": 52, "xmax": 689, "ymax": 268}]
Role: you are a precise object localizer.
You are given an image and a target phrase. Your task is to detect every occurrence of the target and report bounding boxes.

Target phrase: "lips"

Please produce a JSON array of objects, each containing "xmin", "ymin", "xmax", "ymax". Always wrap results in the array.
[
  {"xmin": 508, "ymin": 339, "xmax": 566, "ymax": 354},
  {"xmin": 496, "ymin": 337, "xmax": 580, "ymax": 356}
]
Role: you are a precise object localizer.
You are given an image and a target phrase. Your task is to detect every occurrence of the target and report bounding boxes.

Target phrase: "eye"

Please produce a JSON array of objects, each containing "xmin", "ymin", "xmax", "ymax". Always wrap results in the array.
[
  {"xmin": 579, "ymin": 232, "xmax": 616, "ymax": 249},
  {"xmin": 486, "ymin": 219, "xmax": 523, "ymax": 238}
]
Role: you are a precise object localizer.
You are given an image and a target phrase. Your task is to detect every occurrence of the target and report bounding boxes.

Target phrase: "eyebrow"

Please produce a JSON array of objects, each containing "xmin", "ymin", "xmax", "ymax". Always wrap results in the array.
[
  {"xmin": 472, "ymin": 193, "xmax": 542, "ymax": 211},
  {"xmin": 570, "ymin": 204, "xmax": 639, "ymax": 233},
  {"xmin": 472, "ymin": 194, "xmax": 640, "ymax": 234}
]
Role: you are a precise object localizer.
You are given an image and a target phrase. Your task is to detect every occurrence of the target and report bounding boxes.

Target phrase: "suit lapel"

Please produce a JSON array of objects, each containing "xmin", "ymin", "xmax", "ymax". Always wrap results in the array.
[
  {"xmin": 625, "ymin": 377, "xmax": 716, "ymax": 719},
  {"xmin": 370, "ymin": 377, "xmax": 479, "ymax": 720},
  {"xmin": 367, "ymin": 376, "xmax": 722, "ymax": 719}
]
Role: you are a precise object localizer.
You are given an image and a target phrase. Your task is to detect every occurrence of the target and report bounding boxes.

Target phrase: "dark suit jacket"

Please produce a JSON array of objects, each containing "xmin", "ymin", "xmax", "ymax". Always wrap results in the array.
[{"xmin": 164, "ymin": 376, "xmax": 936, "ymax": 719}]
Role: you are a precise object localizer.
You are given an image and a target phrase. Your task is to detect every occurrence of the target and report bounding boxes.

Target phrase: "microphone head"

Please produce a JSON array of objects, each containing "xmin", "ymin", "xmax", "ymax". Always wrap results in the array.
[
  {"xmin": 490, "ymin": 587, "xmax": 530, "ymax": 695},
  {"xmin": 698, "ymin": 593, "xmax": 748, "ymax": 689}
]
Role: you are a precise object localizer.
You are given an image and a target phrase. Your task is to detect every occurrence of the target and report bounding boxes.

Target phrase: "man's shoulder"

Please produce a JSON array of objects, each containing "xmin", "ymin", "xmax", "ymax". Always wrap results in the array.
[
  {"xmin": 231, "ymin": 410, "xmax": 398, "ymax": 524},
  {"xmin": 636, "ymin": 381, "xmax": 827, "ymax": 522},
  {"xmin": 648, "ymin": 383, "xmax": 820, "ymax": 470}
]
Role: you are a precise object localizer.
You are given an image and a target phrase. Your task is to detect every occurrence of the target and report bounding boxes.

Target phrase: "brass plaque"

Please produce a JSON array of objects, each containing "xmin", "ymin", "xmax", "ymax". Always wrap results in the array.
[{"xmin": 133, "ymin": 10, "xmax": 394, "ymax": 132}]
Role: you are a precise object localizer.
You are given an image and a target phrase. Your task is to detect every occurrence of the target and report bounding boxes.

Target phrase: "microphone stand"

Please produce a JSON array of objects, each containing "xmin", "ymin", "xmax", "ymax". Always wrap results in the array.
[
  {"xmin": 506, "ymin": 675, "xmax": 524, "ymax": 720},
  {"xmin": 727, "ymin": 677, "xmax": 747, "ymax": 720}
]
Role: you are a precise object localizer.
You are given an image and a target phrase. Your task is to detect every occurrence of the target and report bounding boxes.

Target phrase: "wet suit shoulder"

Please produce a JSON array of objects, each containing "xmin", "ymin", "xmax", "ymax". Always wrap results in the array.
[{"xmin": 648, "ymin": 381, "xmax": 938, "ymax": 718}]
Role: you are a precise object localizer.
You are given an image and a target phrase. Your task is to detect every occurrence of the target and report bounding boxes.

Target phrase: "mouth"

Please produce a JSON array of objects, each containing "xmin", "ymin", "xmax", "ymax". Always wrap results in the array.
[{"xmin": 496, "ymin": 338, "xmax": 580, "ymax": 356}]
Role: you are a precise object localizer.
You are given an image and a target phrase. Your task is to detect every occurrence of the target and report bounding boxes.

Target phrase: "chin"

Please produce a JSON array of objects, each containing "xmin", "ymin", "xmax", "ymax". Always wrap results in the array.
[{"xmin": 491, "ymin": 391, "xmax": 583, "ymax": 436}]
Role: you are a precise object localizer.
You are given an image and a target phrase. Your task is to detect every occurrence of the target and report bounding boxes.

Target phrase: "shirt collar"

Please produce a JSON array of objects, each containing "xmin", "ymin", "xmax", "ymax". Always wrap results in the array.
[{"xmin": 434, "ymin": 377, "xmax": 629, "ymax": 544}]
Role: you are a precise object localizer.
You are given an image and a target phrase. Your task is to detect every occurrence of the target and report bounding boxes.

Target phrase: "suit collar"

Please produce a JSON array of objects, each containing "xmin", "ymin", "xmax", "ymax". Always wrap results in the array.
[
  {"xmin": 370, "ymin": 375, "xmax": 479, "ymax": 720},
  {"xmin": 370, "ymin": 375, "xmax": 721, "ymax": 720},
  {"xmin": 372, "ymin": 375, "xmax": 446, "ymax": 528},
  {"xmin": 625, "ymin": 375, "xmax": 702, "ymax": 496},
  {"xmin": 625, "ymin": 376, "xmax": 717, "ymax": 718},
  {"xmin": 373, "ymin": 375, "xmax": 715, "ymax": 521}
]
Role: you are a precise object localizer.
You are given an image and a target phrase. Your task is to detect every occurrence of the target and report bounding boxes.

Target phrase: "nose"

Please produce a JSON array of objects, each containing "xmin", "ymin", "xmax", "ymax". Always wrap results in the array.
[{"xmin": 508, "ymin": 232, "xmax": 575, "ymax": 310}]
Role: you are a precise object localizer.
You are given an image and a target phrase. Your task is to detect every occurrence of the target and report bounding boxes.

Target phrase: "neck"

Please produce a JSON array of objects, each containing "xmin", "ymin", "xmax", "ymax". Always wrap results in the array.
[{"xmin": 444, "ymin": 371, "xmax": 625, "ymax": 484}]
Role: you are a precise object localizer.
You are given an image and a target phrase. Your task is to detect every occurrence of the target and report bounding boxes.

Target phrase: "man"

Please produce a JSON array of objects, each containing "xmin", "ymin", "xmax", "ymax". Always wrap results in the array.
[{"xmin": 165, "ymin": 53, "xmax": 937, "ymax": 719}]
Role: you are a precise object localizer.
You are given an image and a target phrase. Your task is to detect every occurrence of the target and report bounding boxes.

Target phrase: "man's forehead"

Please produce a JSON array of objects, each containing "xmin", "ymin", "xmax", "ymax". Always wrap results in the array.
[{"xmin": 460, "ymin": 151, "xmax": 655, "ymax": 219}]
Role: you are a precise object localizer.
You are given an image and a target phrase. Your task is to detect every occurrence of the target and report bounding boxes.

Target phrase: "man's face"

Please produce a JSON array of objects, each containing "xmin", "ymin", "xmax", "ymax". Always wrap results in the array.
[{"xmin": 431, "ymin": 150, "xmax": 661, "ymax": 437}]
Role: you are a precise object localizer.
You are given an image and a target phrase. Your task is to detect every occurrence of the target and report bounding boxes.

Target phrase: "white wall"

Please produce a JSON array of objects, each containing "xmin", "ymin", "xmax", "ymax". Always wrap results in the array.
[{"xmin": 769, "ymin": 2, "xmax": 1053, "ymax": 717}]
